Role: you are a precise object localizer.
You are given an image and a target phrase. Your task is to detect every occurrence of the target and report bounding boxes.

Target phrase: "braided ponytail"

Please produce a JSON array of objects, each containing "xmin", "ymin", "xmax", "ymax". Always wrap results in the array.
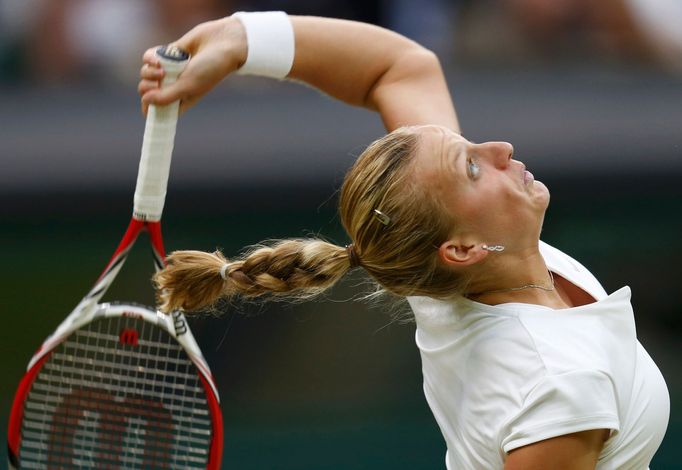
[{"xmin": 154, "ymin": 239, "xmax": 353, "ymax": 312}]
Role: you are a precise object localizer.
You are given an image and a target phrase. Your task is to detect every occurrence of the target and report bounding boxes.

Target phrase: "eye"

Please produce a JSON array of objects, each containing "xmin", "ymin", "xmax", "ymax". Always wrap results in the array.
[{"xmin": 467, "ymin": 157, "xmax": 480, "ymax": 179}]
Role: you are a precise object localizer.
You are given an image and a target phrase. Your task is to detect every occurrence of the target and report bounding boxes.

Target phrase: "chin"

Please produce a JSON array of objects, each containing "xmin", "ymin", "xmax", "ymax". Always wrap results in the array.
[{"xmin": 532, "ymin": 180, "xmax": 551, "ymax": 210}]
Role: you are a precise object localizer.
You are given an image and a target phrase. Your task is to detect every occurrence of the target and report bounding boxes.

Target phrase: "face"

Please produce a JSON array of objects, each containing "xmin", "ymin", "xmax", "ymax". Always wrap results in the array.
[{"xmin": 411, "ymin": 125, "xmax": 550, "ymax": 249}]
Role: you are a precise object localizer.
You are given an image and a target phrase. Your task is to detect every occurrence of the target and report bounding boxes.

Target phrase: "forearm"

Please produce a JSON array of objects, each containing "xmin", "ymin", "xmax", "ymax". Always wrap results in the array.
[{"xmin": 289, "ymin": 16, "xmax": 459, "ymax": 131}]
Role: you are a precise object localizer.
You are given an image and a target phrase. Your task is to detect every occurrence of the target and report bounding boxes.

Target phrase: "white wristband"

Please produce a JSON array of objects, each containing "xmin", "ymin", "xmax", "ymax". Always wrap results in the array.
[{"xmin": 232, "ymin": 11, "xmax": 295, "ymax": 79}]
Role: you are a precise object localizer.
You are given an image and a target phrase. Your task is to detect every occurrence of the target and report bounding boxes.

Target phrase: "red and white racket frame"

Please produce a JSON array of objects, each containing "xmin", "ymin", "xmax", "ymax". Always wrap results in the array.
[{"xmin": 7, "ymin": 47, "xmax": 223, "ymax": 469}]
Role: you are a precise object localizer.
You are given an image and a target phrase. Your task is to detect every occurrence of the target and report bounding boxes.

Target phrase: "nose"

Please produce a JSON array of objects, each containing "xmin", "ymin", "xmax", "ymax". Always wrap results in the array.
[{"xmin": 479, "ymin": 141, "xmax": 514, "ymax": 169}]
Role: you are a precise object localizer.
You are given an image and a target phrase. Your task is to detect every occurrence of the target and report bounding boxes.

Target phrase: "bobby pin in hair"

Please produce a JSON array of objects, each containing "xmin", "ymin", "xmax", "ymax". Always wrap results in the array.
[{"xmin": 373, "ymin": 209, "xmax": 391, "ymax": 226}]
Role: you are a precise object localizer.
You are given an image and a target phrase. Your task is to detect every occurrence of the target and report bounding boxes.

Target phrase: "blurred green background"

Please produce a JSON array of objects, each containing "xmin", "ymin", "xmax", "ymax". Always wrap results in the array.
[
  {"xmin": 2, "ymin": 175, "xmax": 680, "ymax": 468},
  {"xmin": 2, "ymin": 0, "xmax": 681, "ymax": 468}
]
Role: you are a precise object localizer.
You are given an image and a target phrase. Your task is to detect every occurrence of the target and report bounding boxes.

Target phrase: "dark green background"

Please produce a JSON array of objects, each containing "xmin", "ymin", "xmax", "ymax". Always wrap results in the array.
[{"xmin": 2, "ymin": 172, "xmax": 680, "ymax": 468}]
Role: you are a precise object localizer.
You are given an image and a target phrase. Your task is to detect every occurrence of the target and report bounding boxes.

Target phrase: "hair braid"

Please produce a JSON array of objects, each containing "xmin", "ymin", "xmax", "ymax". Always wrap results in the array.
[{"xmin": 154, "ymin": 239, "xmax": 352, "ymax": 312}]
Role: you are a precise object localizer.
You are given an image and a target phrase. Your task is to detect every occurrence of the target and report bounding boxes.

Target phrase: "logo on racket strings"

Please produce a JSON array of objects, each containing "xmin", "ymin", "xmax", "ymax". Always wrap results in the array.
[
  {"xmin": 119, "ymin": 328, "xmax": 139, "ymax": 346},
  {"xmin": 49, "ymin": 387, "xmax": 174, "ymax": 467}
]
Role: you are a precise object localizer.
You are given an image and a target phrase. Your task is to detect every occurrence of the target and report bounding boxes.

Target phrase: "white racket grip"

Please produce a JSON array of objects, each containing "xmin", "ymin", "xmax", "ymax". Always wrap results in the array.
[{"xmin": 133, "ymin": 46, "xmax": 189, "ymax": 221}]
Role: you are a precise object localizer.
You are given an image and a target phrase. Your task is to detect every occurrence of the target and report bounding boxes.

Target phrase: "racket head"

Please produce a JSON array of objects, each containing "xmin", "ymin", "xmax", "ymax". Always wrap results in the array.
[{"xmin": 7, "ymin": 303, "xmax": 222, "ymax": 469}]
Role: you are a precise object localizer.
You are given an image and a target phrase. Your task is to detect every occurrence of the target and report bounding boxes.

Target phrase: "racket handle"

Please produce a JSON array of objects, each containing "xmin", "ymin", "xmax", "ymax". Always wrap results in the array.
[{"xmin": 133, "ymin": 46, "xmax": 189, "ymax": 222}]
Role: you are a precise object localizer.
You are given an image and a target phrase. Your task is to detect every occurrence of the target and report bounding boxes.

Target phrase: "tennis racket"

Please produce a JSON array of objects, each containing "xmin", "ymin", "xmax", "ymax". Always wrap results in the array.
[{"xmin": 7, "ymin": 46, "xmax": 223, "ymax": 469}]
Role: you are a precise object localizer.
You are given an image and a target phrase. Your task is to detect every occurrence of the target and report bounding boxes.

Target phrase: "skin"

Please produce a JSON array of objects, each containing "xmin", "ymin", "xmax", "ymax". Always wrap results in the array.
[
  {"xmin": 411, "ymin": 125, "xmax": 572, "ymax": 308},
  {"xmin": 138, "ymin": 15, "xmax": 607, "ymax": 468}
]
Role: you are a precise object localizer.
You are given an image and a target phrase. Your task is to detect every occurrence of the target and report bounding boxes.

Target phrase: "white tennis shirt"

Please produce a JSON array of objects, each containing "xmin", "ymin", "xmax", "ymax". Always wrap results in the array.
[{"xmin": 408, "ymin": 242, "xmax": 669, "ymax": 469}]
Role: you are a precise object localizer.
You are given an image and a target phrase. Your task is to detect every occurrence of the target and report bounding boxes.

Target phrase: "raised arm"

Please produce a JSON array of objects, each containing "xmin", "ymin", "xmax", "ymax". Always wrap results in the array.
[{"xmin": 139, "ymin": 14, "xmax": 459, "ymax": 132}]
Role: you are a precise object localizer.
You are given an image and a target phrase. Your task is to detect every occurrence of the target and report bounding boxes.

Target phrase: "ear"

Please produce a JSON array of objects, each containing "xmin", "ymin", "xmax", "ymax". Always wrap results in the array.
[{"xmin": 438, "ymin": 240, "xmax": 488, "ymax": 268}]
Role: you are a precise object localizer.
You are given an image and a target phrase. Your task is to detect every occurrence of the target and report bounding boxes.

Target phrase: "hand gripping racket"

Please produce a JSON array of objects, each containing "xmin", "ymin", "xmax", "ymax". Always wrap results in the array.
[{"xmin": 7, "ymin": 46, "xmax": 223, "ymax": 469}]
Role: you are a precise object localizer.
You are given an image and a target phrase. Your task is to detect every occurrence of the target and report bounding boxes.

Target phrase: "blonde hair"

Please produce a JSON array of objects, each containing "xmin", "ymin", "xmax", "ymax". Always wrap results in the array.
[{"xmin": 155, "ymin": 127, "xmax": 467, "ymax": 312}]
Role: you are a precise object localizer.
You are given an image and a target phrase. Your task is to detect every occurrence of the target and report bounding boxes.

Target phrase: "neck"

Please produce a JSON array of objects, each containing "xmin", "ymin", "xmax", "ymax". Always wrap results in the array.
[
  {"xmin": 464, "ymin": 246, "xmax": 568, "ymax": 308},
  {"xmin": 467, "ymin": 284, "xmax": 567, "ymax": 308}
]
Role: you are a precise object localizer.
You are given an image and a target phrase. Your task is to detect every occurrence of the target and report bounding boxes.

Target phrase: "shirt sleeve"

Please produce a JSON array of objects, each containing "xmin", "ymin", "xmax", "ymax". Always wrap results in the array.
[{"xmin": 500, "ymin": 369, "xmax": 620, "ymax": 453}]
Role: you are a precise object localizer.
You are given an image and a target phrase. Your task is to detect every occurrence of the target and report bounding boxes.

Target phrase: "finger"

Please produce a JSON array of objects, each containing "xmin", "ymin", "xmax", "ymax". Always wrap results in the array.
[
  {"xmin": 140, "ymin": 63, "xmax": 164, "ymax": 81},
  {"xmin": 142, "ymin": 85, "xmax": 195, "ymax": 116},
  {"xmin": 138, "ymin": 78, "xmax": 161, "ymax": 97},
  {"xmin": 142, "ymin": 47, "xmax": 162, "ymax": 66},
  {"xmin": 141, "ymin": 78, "xmax": 194, "ymax": 107},
  {"xmin": 141, "ymin": 89, "xmax": 188, "ymax": 117}
]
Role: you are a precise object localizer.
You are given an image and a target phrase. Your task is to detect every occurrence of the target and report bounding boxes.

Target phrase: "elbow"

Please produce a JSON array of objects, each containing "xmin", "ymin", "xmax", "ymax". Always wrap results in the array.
[
  {"xmin": 363, "ymin": 46, "xmax": 445, "ymax": 108},
  {"xmin": 402, "ymin": 47, "xmax": 443, "ymax": 79},
  {"xmin": 409, "ymin": 46, "xmax": 441, "ymax": 67}
]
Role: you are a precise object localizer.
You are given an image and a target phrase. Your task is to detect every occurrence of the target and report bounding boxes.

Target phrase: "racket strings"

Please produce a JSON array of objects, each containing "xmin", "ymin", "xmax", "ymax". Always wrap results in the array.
[{"xmin": 19, "ymin": 314, "xmax": 212, "ymax": 469}]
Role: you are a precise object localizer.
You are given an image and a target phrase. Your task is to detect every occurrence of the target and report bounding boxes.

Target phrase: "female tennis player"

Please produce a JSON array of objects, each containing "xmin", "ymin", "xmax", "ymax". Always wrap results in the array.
[{"xmin": 138, "ymin": 12, "xmax": 669, "ymax": 469}]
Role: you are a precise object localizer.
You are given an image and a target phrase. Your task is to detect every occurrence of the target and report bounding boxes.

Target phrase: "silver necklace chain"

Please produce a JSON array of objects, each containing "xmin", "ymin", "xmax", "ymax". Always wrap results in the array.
[{"xmin": 467, "ymin": 270, "xmax": 555, "ymax": 297}]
